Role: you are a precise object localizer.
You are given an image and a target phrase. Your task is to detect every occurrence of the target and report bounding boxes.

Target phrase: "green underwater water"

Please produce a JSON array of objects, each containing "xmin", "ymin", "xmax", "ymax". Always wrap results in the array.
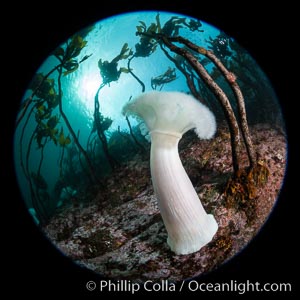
[{"xmin": 14, "ymin": 10, "xmax": 283, "ymax": 227}]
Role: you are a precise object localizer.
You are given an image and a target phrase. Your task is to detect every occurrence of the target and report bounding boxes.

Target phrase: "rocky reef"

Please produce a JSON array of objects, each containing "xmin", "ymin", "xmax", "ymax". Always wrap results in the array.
[{"xmin": 44, "ymin": 123, "xmax": 286, "ymax": 282}]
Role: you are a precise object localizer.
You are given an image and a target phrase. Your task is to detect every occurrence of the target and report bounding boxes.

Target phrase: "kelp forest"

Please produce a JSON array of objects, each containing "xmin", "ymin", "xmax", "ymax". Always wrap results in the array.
[{"xmin": 14, "ymin": 12, "xmax": 286, "ymax": 280}]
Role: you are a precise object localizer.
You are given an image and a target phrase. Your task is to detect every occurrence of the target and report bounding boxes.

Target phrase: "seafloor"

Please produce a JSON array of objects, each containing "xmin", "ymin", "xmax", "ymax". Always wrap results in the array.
[{"xmin": 44, "ymin": 123, "xmax": 287, "ymax": 282}]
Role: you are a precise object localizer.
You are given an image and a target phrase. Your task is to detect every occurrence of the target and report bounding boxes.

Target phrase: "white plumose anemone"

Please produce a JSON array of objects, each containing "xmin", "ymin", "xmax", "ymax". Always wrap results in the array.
[{"xmin": 123, "ymin": 91, "xmax": 218, "ymax": 255}]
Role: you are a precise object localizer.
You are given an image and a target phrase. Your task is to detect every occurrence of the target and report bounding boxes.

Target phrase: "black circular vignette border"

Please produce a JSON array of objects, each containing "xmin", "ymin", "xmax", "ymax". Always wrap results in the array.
[{"xmin": 4, "ymin": 1, "xmax": 297, "ymax": 296}]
